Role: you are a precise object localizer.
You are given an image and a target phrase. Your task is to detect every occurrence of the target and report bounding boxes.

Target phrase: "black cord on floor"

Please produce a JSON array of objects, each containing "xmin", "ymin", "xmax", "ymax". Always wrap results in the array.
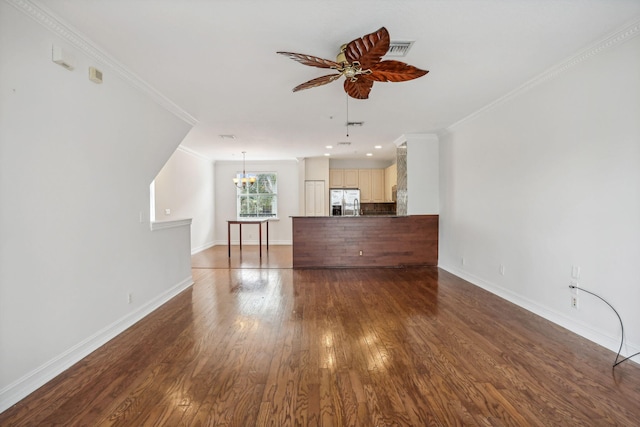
[{"xmin": 569, "ymin": 285, "xmax": 640, "ymax": 369}]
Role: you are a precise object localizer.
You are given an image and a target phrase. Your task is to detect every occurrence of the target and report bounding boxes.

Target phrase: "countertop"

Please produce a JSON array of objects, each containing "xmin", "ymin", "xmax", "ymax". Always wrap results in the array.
[{"xmin": 290, "ymin": 215, "xmax": 401, "ymax": 218}]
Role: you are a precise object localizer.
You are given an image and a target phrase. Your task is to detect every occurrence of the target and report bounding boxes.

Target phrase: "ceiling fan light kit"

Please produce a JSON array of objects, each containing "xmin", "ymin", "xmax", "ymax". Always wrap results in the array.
[{"xmin": 277, "ymin": 27, "xmax": 428, "ymax": 99}]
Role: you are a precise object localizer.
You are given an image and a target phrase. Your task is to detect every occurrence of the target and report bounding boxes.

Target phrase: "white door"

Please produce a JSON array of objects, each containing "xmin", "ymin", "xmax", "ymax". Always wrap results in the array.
[{"xmin": 305, "ymin": 180, "xmax": 326, "ymax": 216}]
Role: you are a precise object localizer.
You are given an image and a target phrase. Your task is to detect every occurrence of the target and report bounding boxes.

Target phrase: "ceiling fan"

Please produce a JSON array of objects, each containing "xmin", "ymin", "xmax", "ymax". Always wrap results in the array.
[{"xmin": 277, "ymin": 27, "xmax": 428, "ymax": 99}]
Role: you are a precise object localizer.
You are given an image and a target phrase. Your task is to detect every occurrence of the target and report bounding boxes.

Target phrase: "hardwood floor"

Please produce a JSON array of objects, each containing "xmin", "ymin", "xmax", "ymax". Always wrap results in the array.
[
  {"xmin": 192, "ymin": 244, "xmax": 293, "ymax": 269},
  {"xmin": 2, "ymin": 246, "xmax": 640, "ymax": 425}
]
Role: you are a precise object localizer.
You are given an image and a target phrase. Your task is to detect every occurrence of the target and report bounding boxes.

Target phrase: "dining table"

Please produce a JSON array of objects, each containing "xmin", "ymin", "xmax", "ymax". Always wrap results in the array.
[{"xmin": 227, "ymin": 219, "xmax": 269, "ymax": 257}]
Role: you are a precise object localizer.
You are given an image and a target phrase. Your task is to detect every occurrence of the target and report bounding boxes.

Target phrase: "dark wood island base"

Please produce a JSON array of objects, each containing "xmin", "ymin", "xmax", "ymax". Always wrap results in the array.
[{"xmin": 292, "ymin": 215, "xmax": 438, "ymax": 268}]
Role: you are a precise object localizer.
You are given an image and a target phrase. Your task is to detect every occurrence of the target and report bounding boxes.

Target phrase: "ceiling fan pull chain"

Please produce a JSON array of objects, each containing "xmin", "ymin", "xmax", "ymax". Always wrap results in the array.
[{"xmin": 346, "ymin": 94, "xmax": 349, "ymax": 138}]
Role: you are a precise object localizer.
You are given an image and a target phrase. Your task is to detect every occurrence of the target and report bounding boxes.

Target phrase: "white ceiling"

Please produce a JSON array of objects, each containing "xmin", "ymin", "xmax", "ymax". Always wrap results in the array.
[{"xmin": 34, "ymin": 0, "xmax": 640, "ymax": 162}]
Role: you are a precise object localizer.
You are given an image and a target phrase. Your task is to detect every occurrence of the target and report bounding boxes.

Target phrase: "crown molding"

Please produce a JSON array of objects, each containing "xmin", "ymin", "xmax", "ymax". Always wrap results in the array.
[
  {"xmin": 177, "ymin": 145, "xmax": 213, "ymax": 162},
  {"xmin": 446, "ymin": 17, "xmax": 640, "ymax": 133},
  {"xmin": 394, "ymin": 133, "xmax": 439, "ymax": 147},
  {"xmin": 6, "ymin": 0, "xmax": 198, "ymax": 127}
]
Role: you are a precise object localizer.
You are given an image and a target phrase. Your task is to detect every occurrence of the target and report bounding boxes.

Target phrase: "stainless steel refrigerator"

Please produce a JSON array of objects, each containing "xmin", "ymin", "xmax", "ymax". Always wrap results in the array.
[{"xmin": 330, "ymin": 189, "xmax": 360, "ymax": 216}]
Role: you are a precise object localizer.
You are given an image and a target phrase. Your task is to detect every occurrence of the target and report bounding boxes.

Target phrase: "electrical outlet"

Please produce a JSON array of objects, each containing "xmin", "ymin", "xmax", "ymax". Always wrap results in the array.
[
  {"xmin": 127, "ymin": 293, "xmax": 133, "ymax": 304},
  {"xmin": 359, "ymin": 250, "xmax": 363, "ymax": 256},
  {"xmin": 571, "ymin": 295, "xmax": 578, "ymax": 309},
  {"xmin": 499, "ymin": 264, "xmax": 505, "ymax": 276},
  {"xmin": 569, "ymin": 283, "xmax": 579, "ymax": 309},
  {"xmin": 461, "ymin": 257, "xmax": 466, "ymax": 266}
]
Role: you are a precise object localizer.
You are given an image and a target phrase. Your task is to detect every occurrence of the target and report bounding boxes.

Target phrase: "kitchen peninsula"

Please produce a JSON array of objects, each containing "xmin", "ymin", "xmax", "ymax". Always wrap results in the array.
[{"xmin": 292, "ymin": 215, "xmax": 438, "ymax": 268}]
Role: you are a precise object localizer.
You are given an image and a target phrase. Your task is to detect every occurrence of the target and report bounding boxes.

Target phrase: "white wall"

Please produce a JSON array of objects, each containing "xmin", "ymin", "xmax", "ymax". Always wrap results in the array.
[
  {"xmin": 0, "ymin": 3, "xmax": 193, "ymax": 410},
  {"xmin": 297, "ymin": 158, "xmax": 306, "ymax": 216},
  {"xmin": 305, "ymin": 157, "xmax": 329, "ymax": 181},
  {"xmin": 439, "ymin": 33, "xmax": 640, "ymax": 360},
  {"xmin": 154, "ymin": 146, "xmax": 215, "ymax": 253},
  {"xmin": 407, "ymin": 134, "xmax": 439, "ymax": 215},
  {"xmin": 214, "ymin": 159, "xmax": 299, "ymax": 245}
]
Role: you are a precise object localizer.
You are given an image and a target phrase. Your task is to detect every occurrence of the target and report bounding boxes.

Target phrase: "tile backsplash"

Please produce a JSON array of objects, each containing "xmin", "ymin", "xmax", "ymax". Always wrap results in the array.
[{"xmin": 361, "ymin": 202, "xmax": 396, "ymax": 216}]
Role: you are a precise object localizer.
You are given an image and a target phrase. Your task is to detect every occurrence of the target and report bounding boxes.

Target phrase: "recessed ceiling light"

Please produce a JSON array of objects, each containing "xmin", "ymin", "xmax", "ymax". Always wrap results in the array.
[
  {"xmin": 374, "ymin": 145, "xmax": 382, "ymax": 149},
  {"xmin": 325, "ymin": 145, "xmax": 333, "ymax": 149},
  {"xmin": 366, "ymin": 153, "xmax": 373, "ymax": 157},
  {"xmin": 324, "ymin": 153, "xmax": 330, "ymax": 156}
]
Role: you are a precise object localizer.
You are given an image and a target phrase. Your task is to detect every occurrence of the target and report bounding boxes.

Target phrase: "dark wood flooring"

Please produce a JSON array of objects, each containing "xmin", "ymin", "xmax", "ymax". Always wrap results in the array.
[
  {"xmin": 1, "ymin": 245, "xmax": 639, "ymax": 425},
  {"xmin": 192, "ymin": 244, "xmax": 293, "ymax": 269}
]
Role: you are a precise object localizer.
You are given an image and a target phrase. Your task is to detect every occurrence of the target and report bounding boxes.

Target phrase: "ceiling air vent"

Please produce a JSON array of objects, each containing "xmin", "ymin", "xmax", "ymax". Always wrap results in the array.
[
  {"xmin": 337, "ymin": 142, "xmax": 351, "ymax": 146},
  {"xmin": 385, "ymin": 40, "xmax": 415, "ymax": 57},
  {"xmin": 346, "ymin": 121, "xmax": 364, "ymax": 127}
]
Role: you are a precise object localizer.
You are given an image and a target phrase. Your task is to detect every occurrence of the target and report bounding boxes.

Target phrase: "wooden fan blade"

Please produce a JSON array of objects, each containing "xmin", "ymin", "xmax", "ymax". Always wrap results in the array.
[
  {"xmin": 364, "ymin": 60, "xmax": 429, "ymax": 82},
  {"xmin": 292, "ymin": 74, "xmax": 342, "ymax": 92},
  {"xmin": 277, "ymin": 52, "xmax": 339, "ymax": 69},
  {"xmin": 344, "ymin": 27, "xmax": 390, "ymax": 69},
  {"xmin": 344, "ymin": 78, "xmax": 374, "ymax": 99}
]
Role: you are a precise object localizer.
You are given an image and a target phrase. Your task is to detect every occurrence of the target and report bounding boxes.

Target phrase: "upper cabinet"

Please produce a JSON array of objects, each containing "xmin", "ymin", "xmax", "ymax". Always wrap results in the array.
[
  {"xmin": 358, "ymin": 169, "xmax": 372, "ymax": 202},
  {"xmin": 329, "ymin": 169, "xmax": 344, "ymax": 188},
  {"xmin": 330, "ymin": 169, "xmax": 358, "ymax": 188},
  {"xmin": 343, "ymin": 169, "xmax": 359, "ymax": 188},
  {"xmin": 331, "ymin": 168, "xmax": 387, "ymax": 202},
  {"xmin": 371, "ymin": 169, "xmax": 385, "ymax": 202},
  {"xmin": 384, "ymin": 163, "xmax": 397, "ymax": 202}
]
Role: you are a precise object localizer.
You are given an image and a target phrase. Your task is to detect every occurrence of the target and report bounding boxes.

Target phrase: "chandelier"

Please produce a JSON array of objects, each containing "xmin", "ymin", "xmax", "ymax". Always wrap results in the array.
[{"xmin": 233, "ymin": 151, "xmax": 256, "ymax": 189}]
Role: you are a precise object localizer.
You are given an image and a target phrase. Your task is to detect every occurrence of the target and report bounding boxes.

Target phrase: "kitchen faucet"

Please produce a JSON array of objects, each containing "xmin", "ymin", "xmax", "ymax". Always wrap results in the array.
[{"xmin": 353, "ymin": 198, "xmax": 360, "ymax": 216}]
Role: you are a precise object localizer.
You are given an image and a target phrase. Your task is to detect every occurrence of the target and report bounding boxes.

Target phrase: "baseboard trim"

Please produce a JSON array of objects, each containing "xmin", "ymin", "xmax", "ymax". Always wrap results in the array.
[
  {"xmin": 438, "ymin": 263, "xmax": 639, "ymax": 365},
  {"xmin": 191, "ymin": 241, "xmax": 215, "ymax": 255},
  {"xmin": 213, "ymin": 239, "xmax": 292, "ymax": 246},
  {"xmin": 0, "ymin": 275, "xmax": 194, "ymax": 413}
]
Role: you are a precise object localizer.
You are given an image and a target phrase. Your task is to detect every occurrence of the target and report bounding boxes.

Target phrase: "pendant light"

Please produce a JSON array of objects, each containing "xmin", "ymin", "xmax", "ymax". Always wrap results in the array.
[{"xmin": 233, "ymin": 151, "xmax": 256, "ymax": 189}]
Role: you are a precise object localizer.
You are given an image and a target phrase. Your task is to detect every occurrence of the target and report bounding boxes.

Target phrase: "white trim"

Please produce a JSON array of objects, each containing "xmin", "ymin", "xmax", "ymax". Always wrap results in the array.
[
  {"xmin": 6, "ymin": 0, "xmax": 198, "ymax": 127},
  {"xmin": 150, "ymin": 218, "xmax": 192, "ymax": 231},
  {"xmin": 394, "ymin": 133, "xmax": 438, "ymax": 146},
  {"xmin": 177, "ymin": 145, "xmax": 213, "ymax": 163},
  {"xmin": 149, "ymin": 181, "xmax": 156, "ymax": 223},
  {"xmin": 445, "ymin": 17, "xmax": 640, "ymax": 133},
  {"xmin": 191, "ymin": 241, "xmax": 216, "ymax": 255},
  {"xmin": 438, "ymin": 263, "xmax": 640, "ymax": 366},
  {"xmin": 214, "ymin": 239, "xmax": 292, "ymax": 246},
  {"xmin": 393, "ymin": 135, "xmax": 407, "ymax": 147},
  {"xmin": 0, "ymin": 276, "xmax": 194, "ymax": 413}
]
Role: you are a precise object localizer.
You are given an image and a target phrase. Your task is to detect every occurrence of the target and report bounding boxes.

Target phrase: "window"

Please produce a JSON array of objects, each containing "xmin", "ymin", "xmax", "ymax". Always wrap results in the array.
[{"xmin": 236, "ymin": 172, "xmax": 277, "ymax": 218}]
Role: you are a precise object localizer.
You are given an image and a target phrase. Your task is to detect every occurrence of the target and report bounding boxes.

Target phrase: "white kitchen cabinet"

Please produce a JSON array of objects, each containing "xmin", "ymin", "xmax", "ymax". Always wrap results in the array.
[{"xmin": 305, "ymin": 180, "xmax": 325, "ymax": 216}]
